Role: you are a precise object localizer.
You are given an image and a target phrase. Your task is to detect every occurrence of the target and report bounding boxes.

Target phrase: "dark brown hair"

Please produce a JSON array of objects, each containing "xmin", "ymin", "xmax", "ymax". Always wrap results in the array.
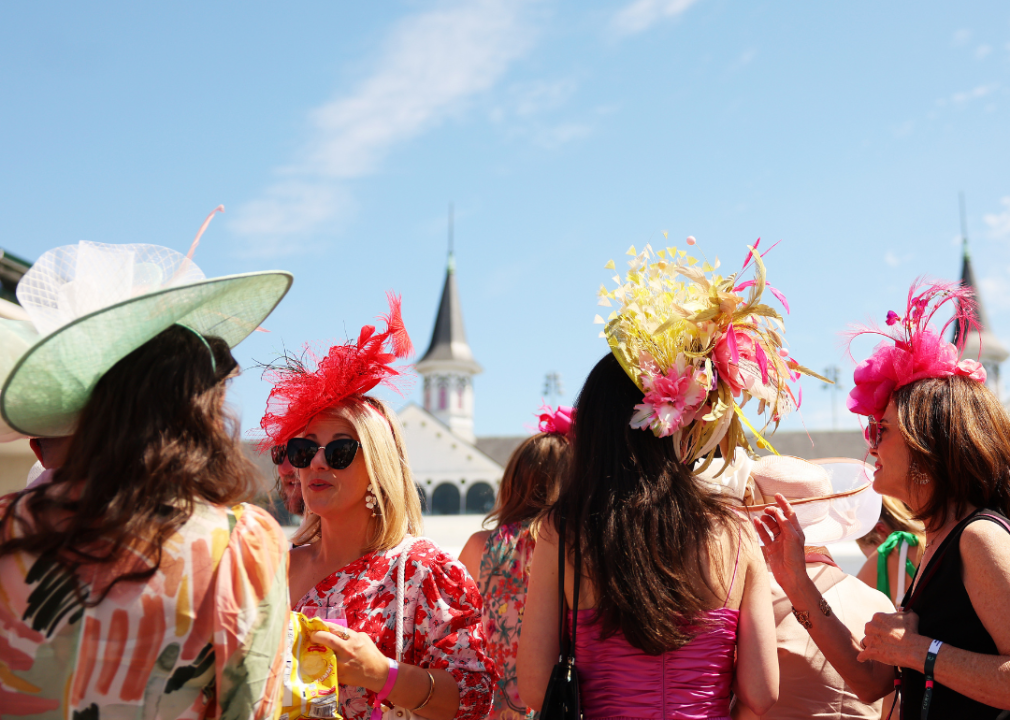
[
  {"xmin": 0, "ymin": 325, "xmax": 260, "ymax": 604},
  {"xmin": 484, "ymin": 432, "xmax": 569, "ymax": 532},
  {"xmin": 551, "ymin": 353, "xmax": 740, "ymax": 655},
  {"xmin": 894, "ymin": 375, "xmax": 1010, "ymax": 529}
]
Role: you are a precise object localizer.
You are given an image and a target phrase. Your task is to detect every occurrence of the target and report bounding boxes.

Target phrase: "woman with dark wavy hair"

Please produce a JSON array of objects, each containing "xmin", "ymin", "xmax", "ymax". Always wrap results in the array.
[
  {"xmin": 0, "ymin": 234, "xmax": 292, "ymax": 719},
  {"xmin": 758, "ymin": 281, "xmax": 1010, "ymax": 718},
  {"xmin": 517, "ymin": 241, "xmax": 823, "ymax": 719}
]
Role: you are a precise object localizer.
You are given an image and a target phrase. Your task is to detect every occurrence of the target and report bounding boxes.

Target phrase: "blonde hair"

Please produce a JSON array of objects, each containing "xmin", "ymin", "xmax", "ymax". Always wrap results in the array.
[
  {"xmin": 856, "ymin": 495, "xmax": 925, "ymax": 551},
  {"xmin": 291, "ymin": 397, "xmax": 423, "ymax": 548}
]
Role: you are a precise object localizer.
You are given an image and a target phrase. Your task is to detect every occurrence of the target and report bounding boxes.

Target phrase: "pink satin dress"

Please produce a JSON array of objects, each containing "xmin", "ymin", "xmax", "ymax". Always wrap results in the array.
[{"xmin": 569, "ymin": 541, "xmax": 741, "ymax": 720}]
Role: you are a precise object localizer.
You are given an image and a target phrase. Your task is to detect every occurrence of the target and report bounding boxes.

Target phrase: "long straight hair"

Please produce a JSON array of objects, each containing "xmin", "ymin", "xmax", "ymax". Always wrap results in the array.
[
  {"xmin": 0, "ymin": 325, "xmax": 259, "ymax": 604},
  {"xmin": 551, "ymin": 353, "xmax": 740, "ymax": 655},
  {"xmin": 290, "ymin": 396, "xmax": 423, "ymax": 548}
]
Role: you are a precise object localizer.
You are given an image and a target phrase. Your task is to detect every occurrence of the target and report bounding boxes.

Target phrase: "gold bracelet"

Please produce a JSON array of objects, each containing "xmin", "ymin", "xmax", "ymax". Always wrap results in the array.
[
  {"xmin": 792, "ymin": 598, "xmax": 832, "ymax": 631},
  {"xmin": 411, "ymin": 671, "xmax": 435, "ymax": 712}
]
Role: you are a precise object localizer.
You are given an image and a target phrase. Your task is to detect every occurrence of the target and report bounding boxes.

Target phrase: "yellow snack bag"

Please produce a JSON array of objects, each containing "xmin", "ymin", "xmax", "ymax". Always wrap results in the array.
[{"xmin": 281, "ymin": 611, "xmax": 342, "ymax": 720}]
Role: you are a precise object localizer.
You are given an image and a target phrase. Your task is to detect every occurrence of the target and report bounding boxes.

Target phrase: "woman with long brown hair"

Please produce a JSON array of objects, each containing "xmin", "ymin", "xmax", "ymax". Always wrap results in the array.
[
  {"xmin": 758, "ymin": 281, "xmax": 1010, "ymax": 718},
  {"xmin": 0, "ymin": 233, "xmax": 292, "ymax": 718},
  {"xmin": 458, "ymin": 406, "xmax": 572, "ymax": 720},
  {"xmin": 518, "ymin": 241, "xmax": 823, "ymax": 719}
]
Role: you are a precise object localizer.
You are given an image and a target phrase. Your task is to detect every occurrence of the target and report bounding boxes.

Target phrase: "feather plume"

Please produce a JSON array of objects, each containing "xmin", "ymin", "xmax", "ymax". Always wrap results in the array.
[{"xmin": 259, "ymin": 293, "xmax": 414, "ymax": 448}]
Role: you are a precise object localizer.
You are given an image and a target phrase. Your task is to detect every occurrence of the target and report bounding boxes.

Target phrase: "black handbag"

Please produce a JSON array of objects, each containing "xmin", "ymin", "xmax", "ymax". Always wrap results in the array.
[{"xmin": 539, "ymin": 516, "xmax": 582, "ymax": 720}]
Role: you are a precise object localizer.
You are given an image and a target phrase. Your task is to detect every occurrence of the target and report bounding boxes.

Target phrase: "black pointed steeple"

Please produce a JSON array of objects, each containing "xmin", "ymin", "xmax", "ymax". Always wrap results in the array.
[{"xmin": 951, "ymin": 225, "xmax": 1008, "ymax": 364}]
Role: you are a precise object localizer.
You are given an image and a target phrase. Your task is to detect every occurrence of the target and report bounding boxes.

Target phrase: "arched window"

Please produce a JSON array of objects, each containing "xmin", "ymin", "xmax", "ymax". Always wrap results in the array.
[
  {"xmin": 465, "ymin": 482, "xmax": 495, "ymax": 514},
  {"xmin": 431, "ymin": 483, "xmax": 461, "ymax": 515}
]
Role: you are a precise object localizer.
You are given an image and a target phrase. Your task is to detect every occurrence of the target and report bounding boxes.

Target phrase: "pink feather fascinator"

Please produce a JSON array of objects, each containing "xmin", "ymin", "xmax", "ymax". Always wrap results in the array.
[
  {"xmin": 259, "ymin": 292, "xmax": 413, "ymax": 448},
  {"xmin": 846, "ymin": 279, "xmax": 986, "ymax": 419}
]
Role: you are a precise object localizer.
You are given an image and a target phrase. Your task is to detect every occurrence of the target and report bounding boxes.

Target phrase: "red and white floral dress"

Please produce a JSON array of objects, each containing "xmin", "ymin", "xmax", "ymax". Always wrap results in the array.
[{"xmin": 295, "ymin": 537, "xmax": 497, "ymax": 720}]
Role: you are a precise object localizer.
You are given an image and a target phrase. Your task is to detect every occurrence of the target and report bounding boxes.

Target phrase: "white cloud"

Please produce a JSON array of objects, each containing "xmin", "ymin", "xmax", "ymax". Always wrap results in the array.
[
  {"xmin": 230, "ymin": 0, "xmax": 536, "ymax": 247},
  {"xmin": 984, "ymin": 196, "xmax": 1010, "ymax": 240},
  {"xmin": 884, "ymin": 251, "xmax": 901, "ymax": 267},
  {"xmin": 976, "ymin": 44, "xmax": 993, "ymax": 59},
  {"xmin": 938, "ymin": 83, "xmax": 1000, "ymax": 106},
  {"xmin": 511, "ymin": 79, "xmax": 578, "ymax": 118},
  {"xmin": 953, "ymin": 28, "xmax": 972, "ymax": 47},
  {"xmin": 534, "ymin": 122, "xmax": 593, "ymax": 148},
  {"xmin": 893, "ymin": 120, "xmax": 914, "ymax": 137},
  {"xmin": 611, "ymin": 0, "xmax": 702, "ymax": 37}
]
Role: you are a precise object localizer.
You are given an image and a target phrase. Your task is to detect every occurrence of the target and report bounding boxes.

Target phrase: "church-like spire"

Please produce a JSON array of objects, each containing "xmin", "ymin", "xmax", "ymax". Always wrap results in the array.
[
  {"xmin": 416, "ymin": 252, "xmax": 483, "ymax": 373},
  {"xmin": 416, "ymin": 205, "xmax": 482, "ymax": 442},
  {"xmin": 952, "ymin": 237, "xmax": 1009, "ymax": 363},
  {"xmin": 951, "ymin": 196, "xmax": 1008, "ymax": 398}
]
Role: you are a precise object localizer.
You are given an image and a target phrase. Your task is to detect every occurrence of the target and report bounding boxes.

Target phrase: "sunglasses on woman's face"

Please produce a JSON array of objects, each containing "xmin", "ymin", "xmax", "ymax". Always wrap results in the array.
[
  {"xmin": 286, "ymin": 437, "xmax": 362, "ymax": 470},
  {"xmin": 866, "ymin": 416, "xmax": 882, "ymax": 450},
  {"xmin": 270, "ymin": 445, "xmax": 286, "ymax": 465}
]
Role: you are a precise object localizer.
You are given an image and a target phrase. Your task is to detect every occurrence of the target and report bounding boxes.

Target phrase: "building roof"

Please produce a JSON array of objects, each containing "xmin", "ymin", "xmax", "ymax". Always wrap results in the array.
[
  {"xmin": 754, "ymin": 430, "xmax": 870, "ymax": 461},
  {"xmin": 416, "ymin": 254, "xmax": 483, "ymax": 375},
  {"xmin": 951, "ymin": 240, "xmax": 1009, "ymax": 363},
  {"xmin": 475, "ymin": 435, "xmax": 526, "ymax": 467}
]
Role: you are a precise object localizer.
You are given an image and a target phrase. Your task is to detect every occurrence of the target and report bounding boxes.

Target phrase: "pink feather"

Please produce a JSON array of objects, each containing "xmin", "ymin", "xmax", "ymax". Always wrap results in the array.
[
  {"xmin": 726, "ymin": 325, "xmax": 739, "ymax": 364},
  {"xmin": 754, "ymin": 342, "xmax": 769, "ymax": 383},
  {"xmin": 768, "ymin": 284, "xmax": 790, "ymax": 314}
]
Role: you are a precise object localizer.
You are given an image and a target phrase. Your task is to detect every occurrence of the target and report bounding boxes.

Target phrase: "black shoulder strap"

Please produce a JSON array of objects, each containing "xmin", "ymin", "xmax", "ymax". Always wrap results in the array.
[
  {"xmin": 967, "ymin": 510, "xmax": 1010, "ymax": 535},
  {"xmin": 557, "ymin": 515, "xmax": 567, "ymax": 661},
  {"xmin": 571, "ymin": 523, "xmax": 581, "ymax": 664}
]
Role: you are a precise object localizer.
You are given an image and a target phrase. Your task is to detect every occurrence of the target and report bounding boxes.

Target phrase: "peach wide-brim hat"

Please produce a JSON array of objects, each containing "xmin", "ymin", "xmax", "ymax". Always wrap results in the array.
[{"xmin": 735, "ymin": 455, "xmax": 882, "ymax": 545}]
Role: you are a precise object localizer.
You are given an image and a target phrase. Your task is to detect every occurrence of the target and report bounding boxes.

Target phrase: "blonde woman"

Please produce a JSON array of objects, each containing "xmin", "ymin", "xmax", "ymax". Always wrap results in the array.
[
  {"xmin": 856, "ymin": 496, "xmax": 925, "ymax": 607},
  {"xmin": 260, "ymin": 296, "xmax": 496, "ymax": 720}
]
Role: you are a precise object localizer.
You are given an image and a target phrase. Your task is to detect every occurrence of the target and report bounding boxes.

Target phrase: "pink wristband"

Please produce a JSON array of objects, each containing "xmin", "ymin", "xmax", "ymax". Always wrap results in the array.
[{"xmin": 370, "ymin": 658, "xmax": 398, "ymax": 720}]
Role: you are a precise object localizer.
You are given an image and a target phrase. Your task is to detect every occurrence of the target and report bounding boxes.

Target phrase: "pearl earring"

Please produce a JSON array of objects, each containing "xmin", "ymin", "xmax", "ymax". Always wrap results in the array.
[{"xmin": 365, "ymin": 484, "xmax": 379, "ymax": 517}]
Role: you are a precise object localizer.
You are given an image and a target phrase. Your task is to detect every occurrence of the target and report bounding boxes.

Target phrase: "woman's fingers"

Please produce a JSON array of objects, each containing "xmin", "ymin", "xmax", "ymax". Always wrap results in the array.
[
  {"xmin": 311, "ymin": 629, "xmax": 351, "ymax": 654},
  {"xmin": 753, "ymin": 518, "xmax": 774, "ymax": 545},
  {"xmin": 774, "ymin": 493, "xmax": 804, "ymax": 535}
]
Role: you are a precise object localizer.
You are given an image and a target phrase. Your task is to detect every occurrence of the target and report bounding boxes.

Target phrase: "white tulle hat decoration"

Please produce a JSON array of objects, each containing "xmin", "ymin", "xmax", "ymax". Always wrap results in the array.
[{"xmin": 0, "ymin": 207, "xmax": 292, "ymax": 439}]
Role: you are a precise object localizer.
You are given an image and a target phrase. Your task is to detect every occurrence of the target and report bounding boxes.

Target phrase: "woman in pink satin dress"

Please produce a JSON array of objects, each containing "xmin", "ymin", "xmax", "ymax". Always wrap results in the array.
[{"xmin": 517, "ymin": 354, "xmax": 779, "ymax": 720}]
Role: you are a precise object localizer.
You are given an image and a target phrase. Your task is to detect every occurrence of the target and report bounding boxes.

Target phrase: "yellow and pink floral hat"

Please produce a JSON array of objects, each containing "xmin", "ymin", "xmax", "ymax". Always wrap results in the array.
[{"xmin": 596, "ymin": 237, "xmax": 826, "ymax": 473}]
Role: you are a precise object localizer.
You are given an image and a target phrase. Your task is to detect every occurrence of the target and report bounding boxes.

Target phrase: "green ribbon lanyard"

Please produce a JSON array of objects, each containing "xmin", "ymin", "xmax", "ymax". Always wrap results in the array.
[{"xmin": 876, "ymin": 530, "xmax": 919, "ymax": 598}]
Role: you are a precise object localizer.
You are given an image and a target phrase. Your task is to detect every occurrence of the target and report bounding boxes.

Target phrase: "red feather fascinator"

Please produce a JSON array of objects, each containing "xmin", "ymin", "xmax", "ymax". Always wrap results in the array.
[
  {"xmin": 846, "ymin": 279, "xmax": 985, "ymax": 419},
  {"xmin": 260, "ymin": 292, "xmax": 414, "ymax": 447}
]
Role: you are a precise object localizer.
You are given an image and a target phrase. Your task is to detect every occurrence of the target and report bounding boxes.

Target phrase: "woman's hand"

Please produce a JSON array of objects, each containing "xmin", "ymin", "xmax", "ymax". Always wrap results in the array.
[
  {"xmin": 311, "ymin": 627, "xmax": 460, "ymax": 720},
  {"xmin": 311, "ymin": 626, "xmax": 392, "ymax": 692},
  {"xmin": 857, "ymin": 610, "xmax": 930, "ymax": 669},
  {"xmin": 752, "ymin": 494, "xmax": 809, "ymax": 596}
]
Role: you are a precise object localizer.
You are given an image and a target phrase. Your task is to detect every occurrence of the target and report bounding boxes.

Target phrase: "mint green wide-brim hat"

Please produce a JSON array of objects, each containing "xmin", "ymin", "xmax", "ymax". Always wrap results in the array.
[{"xmin": 0, "ymin": 240, "xmax": 293, "ymax": 439}]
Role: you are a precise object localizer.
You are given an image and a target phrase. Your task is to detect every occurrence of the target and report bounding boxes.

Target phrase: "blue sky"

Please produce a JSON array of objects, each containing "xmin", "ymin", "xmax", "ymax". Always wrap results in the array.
[{"xmin": 2, "ymin": 1, "xmax": 1009, "ymax": 439}]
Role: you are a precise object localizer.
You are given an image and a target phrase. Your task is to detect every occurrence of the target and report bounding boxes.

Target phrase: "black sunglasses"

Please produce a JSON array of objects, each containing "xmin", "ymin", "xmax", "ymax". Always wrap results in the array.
[
  {"xmin": 286, "ymin": 437, "xmax": 362, "ymax": 470},
  {"xmin": 270, "ymin": 445, "xmax": 286, "ymax": 465}
]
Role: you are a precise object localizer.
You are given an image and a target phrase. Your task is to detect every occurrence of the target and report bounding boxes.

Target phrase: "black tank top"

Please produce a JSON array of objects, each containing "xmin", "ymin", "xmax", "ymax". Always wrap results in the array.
[{"xmin": 899, "ymin": 509, "xmax": 1010, "ymax": 719}]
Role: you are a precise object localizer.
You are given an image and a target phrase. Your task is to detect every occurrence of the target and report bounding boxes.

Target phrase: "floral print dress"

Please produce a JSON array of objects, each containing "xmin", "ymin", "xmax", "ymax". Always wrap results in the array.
[
  {"xmin": 295, "ymin": 536, "xmax": 496, "ymax": 720},
  {"xmin": 476, "ymin": 521, "xmax": 537, "ymax": 720},
  {"xmin": 0, "ymin": 497, "xmax": 290, "ymax": 720}
]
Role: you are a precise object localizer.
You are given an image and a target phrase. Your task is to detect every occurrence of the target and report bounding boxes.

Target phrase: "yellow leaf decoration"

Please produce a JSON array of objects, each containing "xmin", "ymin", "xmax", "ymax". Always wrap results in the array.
[{"xmin": 597, "ymin": 239, "xmax": 819, "ymax": 468}]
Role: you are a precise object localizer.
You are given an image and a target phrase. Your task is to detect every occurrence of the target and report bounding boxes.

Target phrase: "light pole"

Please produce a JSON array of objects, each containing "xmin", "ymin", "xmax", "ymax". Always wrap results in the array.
[
  {"xmin": 822, "ymin": 366, "xmax": 843, "ymax": 430},
  {"xmin": 543, "ymin": 372, "xmax": 564, "ymax": 406}
]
